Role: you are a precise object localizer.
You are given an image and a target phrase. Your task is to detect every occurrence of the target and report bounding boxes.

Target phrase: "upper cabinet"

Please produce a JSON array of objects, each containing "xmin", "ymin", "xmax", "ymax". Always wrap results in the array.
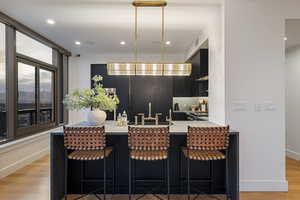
[
  {"xmin": 187, "ymin": 49, "xmax": 209, "ymax": 97},
  {"xmin": 173, "ymin": 76, "xmax": 192, "ymax": 97},
  {"xmin": 172, "ymin": 48, "xmax": 208, "ymax": 97}
]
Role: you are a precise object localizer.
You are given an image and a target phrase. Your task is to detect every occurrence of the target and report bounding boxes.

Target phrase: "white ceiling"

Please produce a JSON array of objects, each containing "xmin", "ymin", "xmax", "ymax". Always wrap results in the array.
[
  {"xmin": 0, "ymin": 0, "xmax": 221, "ymax": 57},
  {"xmin": 286, "ymin": 19, "xmax": 300, "ymax": 49}
]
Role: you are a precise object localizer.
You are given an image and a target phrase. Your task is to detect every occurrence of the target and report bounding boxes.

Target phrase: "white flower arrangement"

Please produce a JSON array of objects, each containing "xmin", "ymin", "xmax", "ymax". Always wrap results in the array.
[{"xmin": 63, "ymin": 75, "xmax": 119, "ymax": 112}]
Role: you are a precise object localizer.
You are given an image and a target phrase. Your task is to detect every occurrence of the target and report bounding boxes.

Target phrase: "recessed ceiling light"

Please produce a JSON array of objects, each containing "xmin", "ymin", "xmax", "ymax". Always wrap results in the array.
[
  {"xmin": 75, "ymin": 41, "xmax": 81, "ymax": 45},
  {"xmin": 46, "ymin": 19, "xmax": 55, "ymax": 25},
  {"xmin": 120, "ymin": 41, "xmax": 126, "ymax": 45},
  {"xmin": 166, "ymin": 41, "xmax": 171, "ymax": 45},
  {"xmin": 284, "ymin": 37, "xmax": 288, "ymax": 41}
]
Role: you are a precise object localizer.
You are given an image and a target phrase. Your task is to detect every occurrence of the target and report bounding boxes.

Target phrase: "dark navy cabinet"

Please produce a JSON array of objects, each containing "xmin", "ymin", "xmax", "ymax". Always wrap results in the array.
[{"xmin": 187, "ymin": 49, "xmax": 209, "ymax": 97}]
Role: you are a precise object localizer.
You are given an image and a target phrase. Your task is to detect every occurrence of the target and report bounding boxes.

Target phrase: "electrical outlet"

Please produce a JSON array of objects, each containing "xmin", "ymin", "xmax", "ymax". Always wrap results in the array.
[{"xmin": 254, "ymin": 104, "xmax": 262, "ymax": 112}]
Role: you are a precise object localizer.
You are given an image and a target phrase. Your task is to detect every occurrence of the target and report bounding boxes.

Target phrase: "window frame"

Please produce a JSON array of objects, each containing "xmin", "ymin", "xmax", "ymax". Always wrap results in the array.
[
  {"xmin": 0, "ymin": 22, "xmax": 7, "ymax": 142},
  {"xmin": 39, "ymin": 68, "xmax": 55, "ymax": 125},
  {"xmin": 16, "ymin": 30, "xmax": 54, "ymax": 65},
  {"xmin": 0, "ymin": 11, "xmax": 70, "ymax": 145},
  {"xmin": 16, "ymin": 57, "xmax": 57, "ymax": 137}
]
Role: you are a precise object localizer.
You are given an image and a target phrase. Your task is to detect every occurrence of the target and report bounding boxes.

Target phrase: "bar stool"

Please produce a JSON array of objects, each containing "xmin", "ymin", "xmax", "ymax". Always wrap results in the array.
[
  {"xmin": 181, "ymin": 126, "xmax": 230, "ymax": 200},
  {"xmin": 128, "ymin": 126, "xmax": 170, "ymax": 200},
  {"xmin": 64, "ymin": 126, "xmax": 113, "ymax": 200}
]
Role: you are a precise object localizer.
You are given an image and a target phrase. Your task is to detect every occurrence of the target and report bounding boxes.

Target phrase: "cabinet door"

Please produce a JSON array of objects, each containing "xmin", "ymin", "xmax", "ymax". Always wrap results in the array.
[
  {"xmin": 198, "ymin": 49, "xmax": 209, "ymax": 96},
  {"xmin": 173, "ymin": 112, "xmax": 187, "ymax": 120},
  {"xmin": 200, "ymin": 49, "xmax": 208, "ymax": 76},
  {"xmin": 190, "ymin": 51, "xmax": 200, "ymax": 97},
  {"xmin": 188, "ymin": 49, "xmax": 209, "ymax": 97},
  {"xmin": 130, "ymin": 76, "xmax": 173, "ymax": 121},
  {"xmin": 173, "ymin": 77, "xmax": 192, "ymax": 97}
]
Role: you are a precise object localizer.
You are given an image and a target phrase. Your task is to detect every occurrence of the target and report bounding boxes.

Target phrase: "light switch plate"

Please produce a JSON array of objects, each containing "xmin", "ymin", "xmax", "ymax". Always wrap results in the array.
[
  {"xmin": 254, "ymin": 104, "xmax": 262, "ymax": 112},
  {"xmin": 265, "ymin": 103, "xmax": 275, "ymax": 111},
  {"xmin": 232, "ymin": 101, "xmax": 248, "ymax": 112}
]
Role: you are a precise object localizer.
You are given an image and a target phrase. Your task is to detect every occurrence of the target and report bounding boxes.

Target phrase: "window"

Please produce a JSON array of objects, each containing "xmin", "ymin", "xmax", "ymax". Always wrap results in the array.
[
  {"xmin": 39, "ymin": 69, "xmax": 54, "ymax": 123},
  {"xmin": 16, "ymin": 31, "xmax": 53, "ymax": 65},
  {"xmin": 17, "ymin": 60, "xmax": 56, "ymax": 130},
  {"xmin": 15, "ymin": 31, "xmax": 57, "ymax": 136},
  {"xmin": 0, "ymin": 13, "xmax": 69, "ymax": 144},
  {"xmin": 14, "ymin": 29, "xmax": 58, "ymax": 137},
  {"xmin": 0, "ymin": 23, "xmax": 6, "ymax": 140},
  {"xmin": 17, "ymin": 62, "xmax": 36, "ymax": 128}
]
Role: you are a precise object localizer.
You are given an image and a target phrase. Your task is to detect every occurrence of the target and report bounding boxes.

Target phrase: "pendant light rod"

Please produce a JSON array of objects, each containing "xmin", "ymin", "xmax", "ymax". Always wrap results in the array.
[
  {"xmin": 134, "ymin": 6, "xmax": 138, "ymax": 62},
  {"xmin": 134, "ymin": 2, "xmax": 166, "ymax": 63},
  {"xmin": 106, "ymin": 1, "xmax": 192, "ymax": 77},
  {"xmin": 161, "ymin": 6, "xmax": 165, "ymax": 62},
  {"xmin": 132, "ymin": 1, "xmax": 167, "ymax": 7}
]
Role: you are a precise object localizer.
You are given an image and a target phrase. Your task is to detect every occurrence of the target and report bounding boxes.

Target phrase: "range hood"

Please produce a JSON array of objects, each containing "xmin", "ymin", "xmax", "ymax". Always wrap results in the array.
[{"xmin": 106, "ymin": 1, "xmax": 192, "ymax": 77}]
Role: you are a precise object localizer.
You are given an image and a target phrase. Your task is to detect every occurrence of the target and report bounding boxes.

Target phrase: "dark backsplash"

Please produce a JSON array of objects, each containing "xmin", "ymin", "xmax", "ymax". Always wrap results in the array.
[
  {"xmin": 91, "ymin": 64, "xmax": 172, "ymax": 121},
  {"xmin": 90, "ymin": 49, "xmax": 208, "ymax": 122}
]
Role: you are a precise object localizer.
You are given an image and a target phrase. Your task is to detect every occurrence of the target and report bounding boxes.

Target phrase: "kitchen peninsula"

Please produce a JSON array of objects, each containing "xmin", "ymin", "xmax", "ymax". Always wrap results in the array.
[{"xmin": 50, "ymin": 121, "xmax": 239, "ymax": 200}]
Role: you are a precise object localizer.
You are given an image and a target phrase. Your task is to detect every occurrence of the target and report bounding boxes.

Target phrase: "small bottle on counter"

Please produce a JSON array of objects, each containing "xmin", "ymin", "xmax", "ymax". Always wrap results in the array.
[
  {"xmin": 199, "ymin": 100, "xmax": 208, "ymax": 113},
  {"xmin": 122, "ymin": 110, "xmax": 128, "ymax": 126},
  {"xmin": 117, "ymin": 113, "xmax": 122, "ymax": 126},
  {"xmin": 198, "ymin": 100, "xmax": 204, "ymax": 112}
]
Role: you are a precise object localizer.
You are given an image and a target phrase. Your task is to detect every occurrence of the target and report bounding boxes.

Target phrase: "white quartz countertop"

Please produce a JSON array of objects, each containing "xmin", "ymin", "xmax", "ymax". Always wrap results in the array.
[
  {"xmin": 104, "ymin": 120, "xmax": 218, "ymax": 133},
  {"xmin": 51, "ymin": 121, "xmax": 238, "ymax": 135}
]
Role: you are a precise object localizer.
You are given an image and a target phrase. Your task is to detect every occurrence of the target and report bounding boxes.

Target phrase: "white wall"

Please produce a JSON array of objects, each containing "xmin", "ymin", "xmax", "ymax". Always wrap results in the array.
[
  {"xmin": 223, "ymin": 0, "xmax": 300, "ymax": 192},
  {"xmin": 0, "ymin": 131, "xmax": 50, "ymax": 179},
  {"xmin": 185, "ymin": 5, "xmax": 225, "ymax": 125},
  {"xmin": 208, "ymin": 5, "xmax": 225, "ymax": 125},
  {"xmin": 285, "ymin": 46, "xmax": 300, "ymax": 161}
]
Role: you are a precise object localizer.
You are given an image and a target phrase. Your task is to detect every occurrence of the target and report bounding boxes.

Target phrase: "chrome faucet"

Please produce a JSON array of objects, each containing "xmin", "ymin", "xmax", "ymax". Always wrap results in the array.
[
  {"xmin": 145, "ymin": 102, "xmax": 156, "ymax": 121},
  {"xmin": 155, "ymin": 113, "xmax": 162, "ymax": 125},
  {"xmin": 138, "ymin": 113, "xmax": 145, "ymax": 125},
  {"xmin": 166, "ymin": 109, "xmax": 172, "ymax": 123},
  {"xmin": 149, "ymin": 102, "xmax": 152, "ymax": 118}
]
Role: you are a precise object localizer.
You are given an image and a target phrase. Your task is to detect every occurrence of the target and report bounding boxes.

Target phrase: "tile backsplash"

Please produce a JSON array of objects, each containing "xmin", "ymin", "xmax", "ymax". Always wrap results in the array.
[{"xmin": 173, "ymin": 97, "xmax": 208, "ymax": 111}]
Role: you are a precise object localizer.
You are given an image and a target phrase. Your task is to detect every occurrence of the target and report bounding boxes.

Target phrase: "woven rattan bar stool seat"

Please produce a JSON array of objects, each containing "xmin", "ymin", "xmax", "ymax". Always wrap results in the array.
[
  {"xmin": 181, "ymin": 147, "xmax": 225, "ymax": 161},
  {"xmin": 63, "ymin": 126, "xmax": 113, "ymax": 200},
  {"xmin": 128, "ymin": 126, "xmax": 170, "ymax": 200},
  {"xmin": 181, "ymin": 126, "xmax": 230, "ymax": 200},
  {"xmin": 130, "ymin": 149, "xmax": 168, "ymax": 161},
  {"xmin": 68, "ymin": 147, "xmax": 113, "ymax": 160}
]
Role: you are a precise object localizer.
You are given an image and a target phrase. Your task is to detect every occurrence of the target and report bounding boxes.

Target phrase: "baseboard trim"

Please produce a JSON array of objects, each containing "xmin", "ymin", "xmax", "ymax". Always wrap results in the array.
[
  {"xmin": 286, "ymin": 149, "xmax": 300, "ymax": 161},
  {"xmin": 240, "ymin": 180, "xmax": 288, "ymax": 191},
  {"xmin": 0, "ymin": 147, "xmax": 49, "ymax": 179}
]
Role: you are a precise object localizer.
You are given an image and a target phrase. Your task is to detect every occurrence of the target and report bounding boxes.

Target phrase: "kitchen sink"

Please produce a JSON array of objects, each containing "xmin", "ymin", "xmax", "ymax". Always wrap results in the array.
[{"xmin": 128, "ymin": 121, "xmax": 173, "ymax": 126}]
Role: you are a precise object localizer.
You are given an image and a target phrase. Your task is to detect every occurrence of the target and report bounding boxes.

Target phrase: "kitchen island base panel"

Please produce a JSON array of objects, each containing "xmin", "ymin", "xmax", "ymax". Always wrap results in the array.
[{"xmin": 51, "ymin": 133, "xmax": 239, "ymax": 200}]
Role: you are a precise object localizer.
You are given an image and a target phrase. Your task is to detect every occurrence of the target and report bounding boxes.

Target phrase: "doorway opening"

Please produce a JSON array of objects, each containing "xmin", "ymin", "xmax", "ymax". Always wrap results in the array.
[{"xmin": 285, "ymin": 19, "xmax": 300, "ymax": 189}]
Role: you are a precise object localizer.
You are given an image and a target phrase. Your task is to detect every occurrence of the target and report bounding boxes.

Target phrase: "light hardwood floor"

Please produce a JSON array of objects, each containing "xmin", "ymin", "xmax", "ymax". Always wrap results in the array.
[{"xmin": 0, "ymin": 156, "xmax": 299, "ymax": 200}]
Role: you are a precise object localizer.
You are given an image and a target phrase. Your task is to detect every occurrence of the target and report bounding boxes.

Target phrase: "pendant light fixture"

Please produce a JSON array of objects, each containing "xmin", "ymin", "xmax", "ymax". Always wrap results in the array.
[{"xmin": 107, "ymin": 1, "xmax": 192, "ymax": 76}]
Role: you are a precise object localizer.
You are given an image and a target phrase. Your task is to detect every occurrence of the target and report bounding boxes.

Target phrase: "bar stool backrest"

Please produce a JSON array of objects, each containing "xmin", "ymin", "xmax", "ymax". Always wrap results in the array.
[
  {"xmin": 187, "ymin": 126, "xmax": 230, "ymax": 150},
  {"xmin": 64, "ymin": 126, "xmax": 106, "ymax": 150},
  {"xmin": 128, "ymin": 126, "xmax": 170, "ymax": 150}
]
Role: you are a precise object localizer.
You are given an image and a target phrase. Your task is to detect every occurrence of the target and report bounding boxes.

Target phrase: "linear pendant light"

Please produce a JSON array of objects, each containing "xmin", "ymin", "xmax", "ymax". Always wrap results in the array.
[{"xmin": 107, "ymin": 1, "xmax": 192, "ymax": 76}]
